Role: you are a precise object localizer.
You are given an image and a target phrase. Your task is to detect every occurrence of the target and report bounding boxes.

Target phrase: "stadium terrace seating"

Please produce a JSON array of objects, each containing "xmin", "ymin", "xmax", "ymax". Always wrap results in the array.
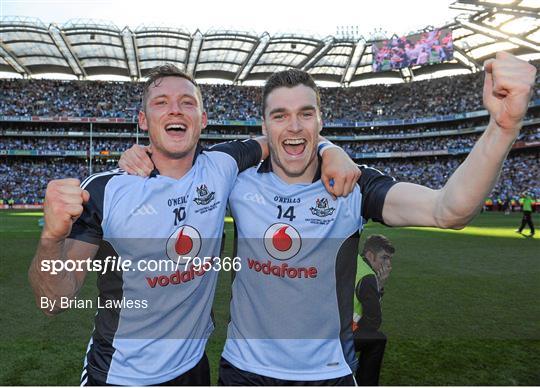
[{"xmin": 1, "ymin": 65, "xmax": 539, "ymax": 205}]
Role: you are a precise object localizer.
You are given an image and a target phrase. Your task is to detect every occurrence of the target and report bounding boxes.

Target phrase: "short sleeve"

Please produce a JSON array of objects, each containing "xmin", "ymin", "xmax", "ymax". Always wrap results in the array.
[
  {"xmin": 68, "ymin": 172, "xmax": 119, "ymax": 245},
  {"xmin": 357, "ymin": 165, "xmax": 398, "ymax": 224},
  {"xmin": 207, "ymin": 139, "xmax": 262, "ymax": 172}
]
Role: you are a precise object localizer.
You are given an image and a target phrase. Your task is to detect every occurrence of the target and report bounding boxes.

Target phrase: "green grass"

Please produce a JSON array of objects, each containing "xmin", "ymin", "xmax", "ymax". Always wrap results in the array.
[{"xmin": 0, "ymin": 210, "xmax": 538, "ymax": 385}]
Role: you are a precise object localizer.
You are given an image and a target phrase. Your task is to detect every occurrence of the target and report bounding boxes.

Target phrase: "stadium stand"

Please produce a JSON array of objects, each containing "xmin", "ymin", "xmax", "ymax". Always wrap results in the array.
[
  {"xmin": 1, "ymin": 72, "xmax": 538, "ymax": 206},
  {"xmin": 1, "ymin": 72, "xmax": 539, "ymax": 206},
  {"xmin": 1, "ymin": 65, "xmax": 538, "ymax": 120},
  {"xmin": 1, "ymin": 0, "xmax": 539, "ymax": 208}
]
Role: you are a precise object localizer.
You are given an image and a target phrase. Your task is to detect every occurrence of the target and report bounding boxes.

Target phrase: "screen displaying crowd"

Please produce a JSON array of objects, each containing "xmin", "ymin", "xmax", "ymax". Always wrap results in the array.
[{"xmin": 372, "ymin": 28, "xmax": 454, "ymax": 72}]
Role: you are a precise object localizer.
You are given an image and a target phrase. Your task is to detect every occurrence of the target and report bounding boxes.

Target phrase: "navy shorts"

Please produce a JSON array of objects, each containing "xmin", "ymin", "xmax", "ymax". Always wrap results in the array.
[
  {"xmin": 82, "ymin": 352, "xmax": 211, "ymax": 386},
  {"xmin": 218, "ymin": 357, "xmax": 355, "ymax": 386}
]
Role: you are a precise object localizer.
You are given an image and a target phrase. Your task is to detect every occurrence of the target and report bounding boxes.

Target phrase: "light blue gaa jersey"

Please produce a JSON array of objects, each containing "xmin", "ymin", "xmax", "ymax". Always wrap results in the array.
[
  {"xmin": 69, "ymin": 142, "xmax": 261, "ymax": 386},
  {"xmin": 222, "ymin": 158, "xmax": 397, "ymax": 381}
]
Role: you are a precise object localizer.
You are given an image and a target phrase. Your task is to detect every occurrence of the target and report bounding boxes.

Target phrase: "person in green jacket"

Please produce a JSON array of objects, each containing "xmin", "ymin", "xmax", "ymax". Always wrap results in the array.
[
  {"xmin": 516, "ymin": 192, "xmax": 535, "ymax": 237},
  {"xmin": 353, "ymin": 235, "xmax": 395, "ymax": 386}
]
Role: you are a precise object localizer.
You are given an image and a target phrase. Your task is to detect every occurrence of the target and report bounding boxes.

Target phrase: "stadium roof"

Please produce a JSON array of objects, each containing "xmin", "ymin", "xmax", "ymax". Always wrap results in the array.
[{"xmin": 0, "ymin": 0, "xmax": 538, "ymax": 84}]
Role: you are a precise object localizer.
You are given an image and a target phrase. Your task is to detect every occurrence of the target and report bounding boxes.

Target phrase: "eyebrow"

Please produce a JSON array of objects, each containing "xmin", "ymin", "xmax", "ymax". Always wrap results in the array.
[
  {"xmin": 268, "ymin": 105, "xmax": 316, "ymax": 116},
  {"xmin": 268, "ymin": 107, "xmax": 286, "ymax": 116},
  {"xmin": 150, "ymin": 94, "xmax": 198, "ymax": 102}
]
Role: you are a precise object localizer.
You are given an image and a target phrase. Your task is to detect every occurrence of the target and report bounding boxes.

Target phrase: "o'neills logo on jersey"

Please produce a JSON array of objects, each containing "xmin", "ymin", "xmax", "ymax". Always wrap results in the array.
[
  {"xmin": 166, "ymin": 225, "xmax": 201, "ymax": 264},
  {"xmin": 310, "ymin": 197, "xmax": 335, "ymax": 217},
  {"xmin": 263, "ymin": 223, "xmax": 301, "ymax": 260},
  {"xmin": 193, "ymin": 184, "xmax": 215, "ymax": 205}
]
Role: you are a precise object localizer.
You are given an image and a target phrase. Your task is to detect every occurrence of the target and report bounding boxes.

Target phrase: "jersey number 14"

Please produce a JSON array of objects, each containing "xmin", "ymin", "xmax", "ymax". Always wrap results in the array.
[{"xmin": 277, "ymin": 205, "xmax": 296, "ymax": 221}]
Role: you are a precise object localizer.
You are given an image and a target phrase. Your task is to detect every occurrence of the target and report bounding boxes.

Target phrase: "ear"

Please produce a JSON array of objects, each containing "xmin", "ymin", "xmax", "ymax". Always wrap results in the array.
[
  {"xmin": 365, "ymin": 251, "xmax": 375, "ymax": 266},
  {"xmin": 138, "ymin": 110, "xmax": 148, "ymax": 132},
  {"xmin": 262, "ymin": 118, "xmax": 267, "ymax": 136},
  {"xmin": 201, "ymin": 111, "xmax": 208, "ymax": 130}
]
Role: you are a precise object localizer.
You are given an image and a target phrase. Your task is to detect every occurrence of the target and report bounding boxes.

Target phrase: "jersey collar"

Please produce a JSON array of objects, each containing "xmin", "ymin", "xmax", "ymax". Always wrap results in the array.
[{"xmin": 256, "ymin": 155, "xmax": 322, "ymax": 183}]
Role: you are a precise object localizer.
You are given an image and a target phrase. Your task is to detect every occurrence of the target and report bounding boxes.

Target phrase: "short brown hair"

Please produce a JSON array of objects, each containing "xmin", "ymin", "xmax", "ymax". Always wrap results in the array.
[
  {"xmin": 362, "ymin": 234, "xmax": 395, "ymax": 257},
  {"xmin": 141, "ymin": 63, "xmax": 204, "ymax": 111},
  {"xmin": 262, "ymin": 69, "xmax": 321, "ymax": 117}
]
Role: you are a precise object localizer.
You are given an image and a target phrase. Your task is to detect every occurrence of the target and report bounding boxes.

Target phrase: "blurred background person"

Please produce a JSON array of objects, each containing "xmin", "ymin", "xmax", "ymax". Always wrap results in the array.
[
  {"xmin": 516, "ymin": 191, "xmax": 535, "ymax": 237},
  {"xmin": 353, "ymin": 235, "xmax": 395, "ymax": 386}
]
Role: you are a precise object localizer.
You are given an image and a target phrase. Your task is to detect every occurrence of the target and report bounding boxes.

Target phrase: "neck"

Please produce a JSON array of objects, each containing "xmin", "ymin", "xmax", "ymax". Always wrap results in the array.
[
  {"xmin": 151, "ymin": 147, "xmax": 197, "ymax": 179},
  {"xmin": 271, "ymin": 155, "xmax": 319, "ymax": 185}
]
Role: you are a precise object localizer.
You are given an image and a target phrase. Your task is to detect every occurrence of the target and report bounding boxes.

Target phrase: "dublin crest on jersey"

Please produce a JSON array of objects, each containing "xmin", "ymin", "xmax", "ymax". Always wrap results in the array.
[
  {"xmin": 310, "ymin": 198, "xmax": 335, "ymax": 217},
  {"xmin": 193, "ymin": 184, "xmax": 215, "ymax": 205}
]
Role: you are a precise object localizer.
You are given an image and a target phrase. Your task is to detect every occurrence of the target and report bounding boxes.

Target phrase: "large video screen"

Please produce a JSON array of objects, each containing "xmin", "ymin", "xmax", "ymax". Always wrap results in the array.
[{"xmin": 372, "ymin": 28, "xmax": 453, "ymax": 72}]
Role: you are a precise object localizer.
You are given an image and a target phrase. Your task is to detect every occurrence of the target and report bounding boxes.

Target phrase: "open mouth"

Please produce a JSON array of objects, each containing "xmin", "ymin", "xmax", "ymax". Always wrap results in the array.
[
  {"xmin": 282, "ymin": 138, "xmax": 306, "ymax": 156},
  {"xmin": 165, "ymin": 123, "xmax": 187, "ymax": 133}
]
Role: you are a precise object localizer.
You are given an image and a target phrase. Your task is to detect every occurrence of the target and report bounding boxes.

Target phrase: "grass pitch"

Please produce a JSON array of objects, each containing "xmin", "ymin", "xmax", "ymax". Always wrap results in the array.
[{"xmin": 0, "ymin": 210, "xmax": 538, "ymax": 385}]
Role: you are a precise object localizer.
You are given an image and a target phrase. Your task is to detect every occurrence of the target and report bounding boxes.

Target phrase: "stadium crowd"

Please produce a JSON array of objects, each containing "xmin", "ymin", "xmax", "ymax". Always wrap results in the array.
[
  {"xmin": 342, "ymin": 134, "xmax": 479, "ymax": 154},
  {"xmin": 1, "ymin": 60, "xmax": 538, "ymax": 208},
  {"xmin": 342, "ymin": 127, "xmax": 539, "ymax": 154},
  {"xmin": 0, "ymin": 135, "xmax": 478, "ymax": 153},
  {"xmin": 2, "ymin": 152, "xmax": 537, "ymax": 206},
  {"xmin": 2, "ymin": 119, "xmax": 538, "ymax": 140},
  {"xmin": 0, "ymin": 138, "xmax": 136, "ymax": 152},
  {"xmin": 3, "ymin": 117, "xmax": 538, "ymax": 139},
  {"xmin": 1, "ymin": 126, "xmax": 537, "ymax": 154},
  {"xmin": 4, "ymin": 65, "xmax": 539, "ymax": 121},
  {"xmin": 371, "ymin": 152, "xmax": 539, "ymax": 202},
  {"xmin": 0, "ymin": 124, "xmax": 262, "ymax": 137},
  {"xmin": 0, "ymin": 159, "xmax": 112, "ymax": 205}
]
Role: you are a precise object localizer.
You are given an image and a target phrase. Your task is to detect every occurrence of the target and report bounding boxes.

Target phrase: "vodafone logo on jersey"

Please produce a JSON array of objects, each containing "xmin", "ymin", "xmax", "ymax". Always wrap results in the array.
[
  {"xmin": 166, "ymin": 225, "xmax": 201, "ymax": 264},
  {"xmin": 263, "ymin": 223, "xmax": 301, "ymax": 261}
]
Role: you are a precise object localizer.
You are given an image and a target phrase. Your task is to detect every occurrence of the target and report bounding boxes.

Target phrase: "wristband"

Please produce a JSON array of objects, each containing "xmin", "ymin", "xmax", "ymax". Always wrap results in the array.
[{"xmin": 317, "ymin": 141, "xmax": 340, "ymax": 157}]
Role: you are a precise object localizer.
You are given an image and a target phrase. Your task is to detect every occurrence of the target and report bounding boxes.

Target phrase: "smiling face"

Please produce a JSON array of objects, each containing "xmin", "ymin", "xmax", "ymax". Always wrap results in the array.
[
  {"xmin": 262, "ymin": 84, "xmax": 322, "ymax": 184},
  {"xmin": 138, "ymin": 76, "xmax": 207, "ymax": 160}
]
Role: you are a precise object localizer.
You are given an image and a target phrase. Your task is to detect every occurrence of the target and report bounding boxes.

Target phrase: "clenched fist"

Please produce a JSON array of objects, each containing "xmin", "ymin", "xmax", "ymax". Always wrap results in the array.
[
  {"xmin": 42, "ymin": 178, "xmax": 90, "ymax": 241},
  {"xmin": 483, "ymin": 52, "xmax": 537, "ymax": 134}
]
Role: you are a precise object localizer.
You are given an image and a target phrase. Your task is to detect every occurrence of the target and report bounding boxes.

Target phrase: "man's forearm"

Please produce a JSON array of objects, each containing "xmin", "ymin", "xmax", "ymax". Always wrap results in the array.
[
  {"xmin": 436, "ymin": 118, "xmax": 517, "ymax": 228},
  {"xmin": 437, "ymin": 52, "xmax": 536, "ymax": 228},
  {"xmin": 28, "ymin": 238, "xmax": 84, "ymax": 316}
]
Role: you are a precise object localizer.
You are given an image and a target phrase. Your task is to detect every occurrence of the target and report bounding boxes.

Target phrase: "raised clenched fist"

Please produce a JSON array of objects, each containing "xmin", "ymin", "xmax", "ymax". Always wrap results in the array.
[
  {"xmin": 42, "ymin": 178, "xmax": 90, "ymax": 241},
  {"xmin": 483, "ymin": 52, "xmax": 537, "ymax": 134}
]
